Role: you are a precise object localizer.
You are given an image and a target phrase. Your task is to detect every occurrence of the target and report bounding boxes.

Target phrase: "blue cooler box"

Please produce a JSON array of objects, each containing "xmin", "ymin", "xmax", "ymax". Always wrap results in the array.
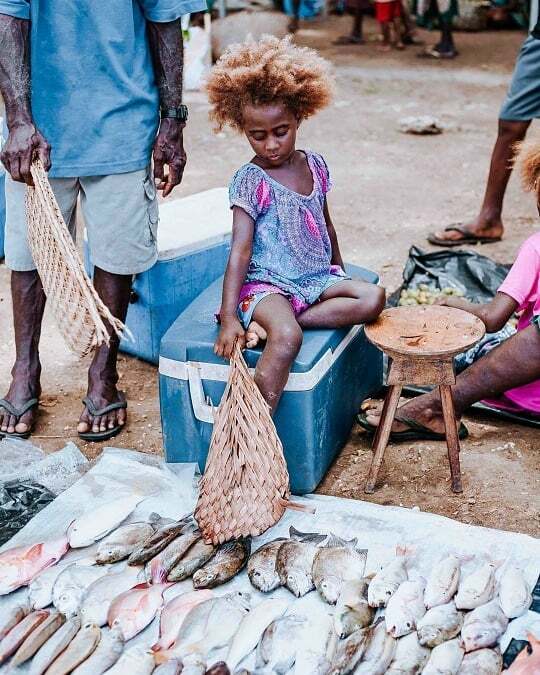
[
  {"xmin": 159, "ymin": 264, "xmax": 383, "ymax": 495},
  {"xmin": 84, "ymin": 188, "xmax": 231, "ymax": 363}
]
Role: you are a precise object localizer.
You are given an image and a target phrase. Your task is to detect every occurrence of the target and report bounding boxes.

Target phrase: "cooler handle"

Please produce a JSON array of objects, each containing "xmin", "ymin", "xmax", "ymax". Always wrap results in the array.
[{"xmin": 187, "ymin": 363, "xmax": 215, "ymax": 424}]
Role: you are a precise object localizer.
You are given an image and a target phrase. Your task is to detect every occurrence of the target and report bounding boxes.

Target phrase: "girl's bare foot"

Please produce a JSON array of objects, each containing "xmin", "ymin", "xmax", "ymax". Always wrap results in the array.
[
  {"xmin": 377, "ymin": 43, "xmax": 392, "ymax": 52},
  {"xmin": 246, "ymin": 321, "xmax": 268, "ymax": 349}
]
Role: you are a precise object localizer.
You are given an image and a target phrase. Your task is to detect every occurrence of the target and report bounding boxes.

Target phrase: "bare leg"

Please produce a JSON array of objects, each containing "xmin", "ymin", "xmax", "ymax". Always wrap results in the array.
[
  {"xmin": 378, "ymin": 22, "xmax": 392, "ymax": 51},
  {"xmin": 366, "ymin": 324, "xmax": 540, "ymax": 432},
  {"xmin": 393, "ymin": 18, "xmax": 404, "ymax": 48},
  {"xmin": 250, "ymin": 294, "xmax": 303, "ymax": 414},
  {"xmin": 1, "ymin": 271, "xmax": 45, "ymax": 434},
  {"xmin": 77, "ymin": 267, "xmax": 132, "ymax": 435},
  {"xmin": 435, "ymin": 18, "xmax": 455, "ymax": 54},
  {"xmin": 334, "ymin": 4, "xmax": 365, "ymax": 44},
  {"xmin": 432, "ymin": 119, "xmax": 531, "ymax": 243},
  {"xmin": 289, "ymin": 0, "xmax": 301, "ymax": 33}
]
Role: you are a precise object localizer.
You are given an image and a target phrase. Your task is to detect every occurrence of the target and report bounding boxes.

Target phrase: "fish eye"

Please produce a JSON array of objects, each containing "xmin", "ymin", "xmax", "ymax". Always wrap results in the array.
[
  {"xmin": 386, "ymin": 590, "xmax": 392, "ymax": 596},
  {"xmin": 406, "ymin": 622, "xmax": 412, "ymax": 629}
]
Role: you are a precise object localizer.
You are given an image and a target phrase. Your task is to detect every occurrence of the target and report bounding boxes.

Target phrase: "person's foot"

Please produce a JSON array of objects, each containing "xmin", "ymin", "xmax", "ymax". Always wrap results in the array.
[
  {"xmin": 395, "ymin": 40, "xmax": 405, "ymax": 50},
  {"xmin": 402, "ymin": 33, "xmax": 423, "ymax": 45},
  {"xmin": 363, "ymin": 396, "xmax": 447, "ymax": 434},
  {"xmin": 430, "ymin": 216, "xmax": 504, "ymax": 245},
  {"xmin": 77, "ymin": 372, "xmax": 127, "ymax": 436},
  {"xmin": 377, "ymin": 43, "xmax": 392, "ymax": 52},
  {"xmin": 333, "ymin": 34, "xmax": 365, "ymax": 45},
  {"xmin": 288, "ymin": 17, "xmax": 300, "ymax": 33},
  {"xmin": 245, "ymin": 321, "xmax": 268, "ymax": 349},
  {"xmin": 418, "ymin": 45, "xmax": 458, "ymax": 59},
  {"xmin": 0, "ymin": 366, "xmax": 41, "ymax": 436}
]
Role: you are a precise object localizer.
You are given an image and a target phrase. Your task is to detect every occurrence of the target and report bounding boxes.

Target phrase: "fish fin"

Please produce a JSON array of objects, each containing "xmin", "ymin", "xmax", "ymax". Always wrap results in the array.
[
  {"xmin": 147, "ymin": 512, "xmax": 162, "ymax": 526},
  {"xmin": 325, "ymin": 533, "xmax": 358, "ymax": 548},
  {"xmin": 289, "ymin": 526, "xmax": 327, "ymax": 545},
  {"xmin": 26, "ymin": 542, "xmax": 45, "ymax": 561},
  {"xmin": 154, "ymin": 650, "xmax": 174, "ymax": 664}
]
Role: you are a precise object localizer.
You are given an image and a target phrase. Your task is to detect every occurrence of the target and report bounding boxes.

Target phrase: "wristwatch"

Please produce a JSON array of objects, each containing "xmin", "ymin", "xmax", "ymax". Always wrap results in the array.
[{"xmin": 160, "ymin": 105, "xmax": 189, "ymax": 123}]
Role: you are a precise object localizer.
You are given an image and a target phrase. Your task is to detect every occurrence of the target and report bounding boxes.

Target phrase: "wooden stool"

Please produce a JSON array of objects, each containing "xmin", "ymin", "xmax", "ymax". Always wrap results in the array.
[{"xmin": 364, "ymin": 305, "xmax": 485, "ymax": 494}]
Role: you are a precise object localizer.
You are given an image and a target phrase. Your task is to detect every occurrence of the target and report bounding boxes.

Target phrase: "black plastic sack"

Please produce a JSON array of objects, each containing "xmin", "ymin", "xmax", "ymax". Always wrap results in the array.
[
  {"xmin": 0, "ymin": 480, "xmax": 55, "ymax": 547},
  {"xmin": 389, "ymin": 245, "xmax": 511, "ymax": 306}
]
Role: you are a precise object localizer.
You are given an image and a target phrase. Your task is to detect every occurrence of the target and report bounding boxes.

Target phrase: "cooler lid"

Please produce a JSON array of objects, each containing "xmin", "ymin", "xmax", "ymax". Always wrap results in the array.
[{"xmin": 157, "ymin": 187, "xmax": 231, "ymax": 261}]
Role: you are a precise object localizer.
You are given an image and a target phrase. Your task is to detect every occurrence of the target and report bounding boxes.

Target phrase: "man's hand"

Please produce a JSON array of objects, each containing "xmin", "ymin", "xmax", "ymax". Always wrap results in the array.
[
  {"xmin": 153, "ymin": 117, "xmax": 186, "ymax": 198},
  {"xmin": 214, "ymin": 318, "xmax": 246, "ymax": 360},
  {"xmin": 435, "ymin": 296, "xmax": 472, "ymax": 312},
  {"xmin": 0, "ymin": 122, "xmax": 51, "ymax": 185}
]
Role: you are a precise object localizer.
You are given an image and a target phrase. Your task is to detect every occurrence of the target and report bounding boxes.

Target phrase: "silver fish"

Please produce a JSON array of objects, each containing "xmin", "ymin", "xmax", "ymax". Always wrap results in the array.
[
  {"xmin": 461, "ymin": 600, "xmax": 508, "ymax": 653},
  {"xmin": 205, "ymin": 662, "xmax": 230, "ymax": 675},
  {"xmin": 154, "ymin": 658, "xmax": 183, "ymax": 674},
  {"xmin": 168, "ymin": 539, "xmax": 217, "ymax": 582},
  {"xmin": 334, "ymin": 578, "xmax": 375, "ymax": 639},
  {"xmin": 354, "ymin": 618, "xmax": 396, "ymax": 675},
  {"xmin": 96, "ymin": 521, "xmax": 157, "ymax": 565},
  {"xmin": 128, "ymin": 517, "xmax": 191, "ymax": 566},
  {"xmin": 29, "ymin": 561, "xmax": 75, "ymax": 610},
  {"xmin": 68, "ymin": 495, "xmax": 144, "ymax": 548},
  {"xmin": 145, "ymin": 525, "xmax": 202, "ymax": 583},
  {"xmin": 458, "ymin": 648, "xmax": 503, "ymax": 674},
  {"xmin": 0, "ymin": 601, "xmax": 30, "ymax": 639},
  {"xmin": 422, "ymin": 638, "xmax": 464, "ymax": 675},
  {"xmin": 293, "ymin": 605, "xmax": 334, "ymax": 675},
  {"xmin": 385, "ymin": 579, "xmax": 426, "ymax": 638},
  {"xmin": 12, "ymin": 611, "xmax": 65, "ymax": 666},
  {"xmin": 455, "ymin": 563, "xmax": 498, "ymax": 610},
  {"xmin": 498, "ymin": 565, "xmax": 532, "ymax": 619},
  {"xmin": 104, "ymin": 645, "xmax": 155, "ymax": 674},
  {"xmin": 193, "ymin": 539, "xmax": 251, "ymax": 589},
  {"xmin": 255, "ymin": 613, "xmax": 307, "ymax": 674},
  {"xmin": 417, "ymin": 601, "xmax": 464, "ymax": 647},
  {"xmin": 180, "ymin": 652, "xmax": 206, "ymax": 675},
  {"xmin": 72, "ymin": 624, "xmax": 125, "ymax": 675},
  {"xmin": 247, "ymin": 538, "xmax": 287, "ymax": 593},
  {"xmin": 276, "ymin": 528, "xmax": 326, "ymax": 598},
  {"xmin": 312, "ymin": 534, "xmax": 367, "ymax": 605},
  {"xmin": 80, "ymin": 566, "xmax": 142, "ymax": 626},
  {"xmin": 227, "ymin": 597, "xmax": 290, "ymax": 672},
  {"xmin": 329, "ymin": 625, "xmax": 373, "ymax": 675},
  {"xmin": 44, "ymin": 622, "xmax": 101, "ymax": 675},
  {"xmin": 152, "ymin": 589, "xmax": 214, "ymax": 652},
  {"xmin": 0, "ymin": 609, "xmax": 49, "ymax": 664},
  {"xmin": 386, "ymin": 631, "xmax": 430, "ymax": 675},
  {"xmin": 368, "ymin": 557, "xmax": 408, "ymax": 608},
  {"xmin": 53, "ymin": 563, "xmax": 111, "ymax": 617},
  {"xmin": 424, "ymin": 555, "xmax": 462, "ymax": 609},
  {"xmin": 29, "ymin": 615, "xmax": 81, "ymax": 675}
]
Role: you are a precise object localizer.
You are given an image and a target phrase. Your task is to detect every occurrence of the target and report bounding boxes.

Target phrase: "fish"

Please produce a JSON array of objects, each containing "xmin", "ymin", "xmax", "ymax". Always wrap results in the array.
[
  {"xmin": 29, "ymin": 616, "xmax": 81, "ymax": 675},
  {"xmin": 385, "ymin": 579, "xmax": 426, "ymax": 638},
  {"xmin": 128, "ymin": 517, "xmax": 191, "ymax": 566},
  {"xmin": 168, "ymin": 539, "xmax": 217, "ymax": 582},
  {"xmin": 68, "ymin": 495, "xmax": 145, "ymax": 548},
  {"xmin": 108, "ymin": 582, "xmax": 170, "ymax": 641},
  {"xmin": 424, "ymin": 555, "xmax": 462, "ymax": 609},
  {"xmin": 103, "ymin": 645, "xmax": 155, "ymax": 674},
  {"xmin": 458, "ymin": 647, "xmax": 503, "ymax": 674},
  {"xmin": 0, "ymin": 609, "xmax": 49, "ymax": 664},
  {"xmin": 0, "ymin": 536, "xmax": 69, "ymax": 595},
  {"xmin": 154, "ymin": 658, "xmax": 183, "ymax": 674},
  {"xmin": 460, "ymin": 600, "xmax": 508, "ymax": 653},
  {"xmin": 146, "ymin": 525, "xmax": 202, "ymax": 583},
  {"xmin": 193, "ymin": 539, "xmax": 251, "ymax": 589},
  {"xmin": 205, "ymin": 663, "xmax": 230, "ymax": 675},
  {"xmin": 422, "ymin": 638, "xmax": 464, "ymax": 675},
  {"xmin": 368, "ymin": 556, "xmax": 408, "ymax": 608},
  {"xmin": 71, "ymin": 624, "xmax": 125, "ymax": 675},
  {"xmin": 255, "ymin": 613, "xmax": 307, "ymax": 674},
  {"xmin": 417, "ymin": 600, "xmax": 463, "ymax": 647},
  {"xmin": 44, "ymin": 622, "xmax": 101, "ymax": 675},
  {"xmin": 152, "ymin": 589, "xmax": 214, "ymax": 652},
  {"xmin": 247, "ymin": 538, "xmax": 287, "ymax": 593},
  {"xmin": 53, "ymin": 562, "xmax": 110, "ymax": 617},
  {"xmin": 180, "ymin": 652, "xmax": 206, "ymax": 674},
  {"xmin": 312, "ymin": 534, "xmax": 367, "ymax": 605},
  {"xmin": 329, "ymin": 625, "xmax": 373, "ymax": 675},
  {"xmin": 386, "ymin": 631, "xmax": 430, "ymax": 675},
  {"xmin": 354, "ymin": 618, "xmax": 396, "ymax": 675},
  {"xmin": 0, "ymin": 601, "xmax": 30, "ymax": 639},
  {"xmin": 455, "ymin": 563, "xmax": 499, "ymax": 610},
  {"xmin": 507, "ymin": 633, "xmax": 540, "ymax": 674},
  {"xmin": 11, "ymin": 611, "xmax": 66, "ymax": 666},
  {"xmin": 275, "ymin": 528, "xmax": 327, "ymax": 598},
  {"xmin": 227, "ymin": 597, "xmax": 290, "ymax": 671},
  {"xmin": 498, "ymin": 565, "xmax": 532, "ymax": 619},
  {"xmin": 293, "ymin": 605, "xmax": 334, "ymax": 675},
  {"xmin": 80, "ymin": 566, "xmax": 143, "ymax": 626},
  {"xmin": 334, "ymin": 578, "xmax": 375, "ymax": 639},
  {"xmin": 95, "ymin": 519, "xmax": 158, "ymax": 565},
  {"xmin": 29, "ymin": 560, "xmax": 78, "ymax": 610}
]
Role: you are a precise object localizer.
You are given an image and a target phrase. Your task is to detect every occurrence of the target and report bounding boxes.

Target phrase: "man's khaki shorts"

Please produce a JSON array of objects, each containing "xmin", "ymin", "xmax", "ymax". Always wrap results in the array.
[{"xmin": 4, "ymin": 166, "xmax": 159, "ymax": 275}]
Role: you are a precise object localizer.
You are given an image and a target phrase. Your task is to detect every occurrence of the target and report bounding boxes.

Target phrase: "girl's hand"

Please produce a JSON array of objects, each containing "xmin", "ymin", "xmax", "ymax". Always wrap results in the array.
[
  {"xmin": 435, "ymin": 296, "xmax": 472, "ymax": 312},
  {"xmin": 214, "ymin": 318, "xmax": 246, "ymax": 360}
]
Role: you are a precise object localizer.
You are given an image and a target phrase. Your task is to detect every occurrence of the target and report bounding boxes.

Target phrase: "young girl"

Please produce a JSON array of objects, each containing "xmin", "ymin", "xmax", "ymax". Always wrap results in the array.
[{"xmin": 206, "ymin": 37, "xmax": 385, "ymax": 414}]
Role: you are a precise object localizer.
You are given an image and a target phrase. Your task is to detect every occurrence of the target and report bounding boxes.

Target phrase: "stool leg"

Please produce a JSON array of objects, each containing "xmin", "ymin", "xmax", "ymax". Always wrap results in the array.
[
  {"xmin": 439, "ymin": 384, "xmax": 463, "ymax": 494},
  {"xmin": 365, "ymin": 385, "xmax": 402, "ymax": 494}
]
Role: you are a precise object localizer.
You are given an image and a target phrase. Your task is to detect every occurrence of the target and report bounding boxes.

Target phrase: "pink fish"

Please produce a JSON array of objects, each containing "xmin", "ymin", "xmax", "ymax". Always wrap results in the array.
[
  {"xmin": 108, "ymin": 582, "xmax": 171, "ymax": 641},
  {"xmin": 0, "ymin": 610, "xmax": 49, "ymax": 664},
  {"xmin": 152, "ymin": 590, "xmax": 213, "ymax": 652},
  {"xmin": 507, "ymin": 634, "xmax": 540, "ymax": 675},
  {"xmin": 0, "ymin": 537, "xmax": 69, "ymax": 595}
]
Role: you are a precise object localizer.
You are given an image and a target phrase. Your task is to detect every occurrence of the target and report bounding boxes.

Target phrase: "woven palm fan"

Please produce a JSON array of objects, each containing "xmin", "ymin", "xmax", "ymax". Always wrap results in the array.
[
  {"xmin": 195, "ymin": 341, "xmax": 291, "ymax": 544},
  {"xmin": 25, "ymin": 160, "xmax": 126, "ymax": 357}
]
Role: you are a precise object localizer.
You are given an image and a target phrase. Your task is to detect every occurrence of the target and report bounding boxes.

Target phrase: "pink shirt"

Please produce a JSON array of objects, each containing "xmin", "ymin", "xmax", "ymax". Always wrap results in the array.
[{"xmin": 497, "ymin": 231, "xmax": 540, "ymax": 412}]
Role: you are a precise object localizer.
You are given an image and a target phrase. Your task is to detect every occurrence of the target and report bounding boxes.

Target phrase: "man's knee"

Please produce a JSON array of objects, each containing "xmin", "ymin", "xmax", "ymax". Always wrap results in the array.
[{"xmin": 498, "ymin": 118, "xmax": 530, "ymax": 141}]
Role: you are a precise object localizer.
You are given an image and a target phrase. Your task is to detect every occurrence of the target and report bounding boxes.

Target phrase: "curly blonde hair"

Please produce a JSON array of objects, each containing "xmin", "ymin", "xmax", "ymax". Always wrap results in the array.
[
  {"xmin": 515, "ymin": 140, "xmax": 540, "ymax": 197},
  {"xmin": 206, "ymin": 35, "xmax": 334, "ymax": 132}
]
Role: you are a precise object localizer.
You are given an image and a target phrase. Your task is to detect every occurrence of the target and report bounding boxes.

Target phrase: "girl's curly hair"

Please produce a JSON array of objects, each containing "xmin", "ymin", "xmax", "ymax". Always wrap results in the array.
[
  {"xmin": 515, "ymin": 140, "xmax": 540, "ymax": 197},
  {"xmin": 206, "ymin": 35, "xmax": 334, "ymax": 132}
]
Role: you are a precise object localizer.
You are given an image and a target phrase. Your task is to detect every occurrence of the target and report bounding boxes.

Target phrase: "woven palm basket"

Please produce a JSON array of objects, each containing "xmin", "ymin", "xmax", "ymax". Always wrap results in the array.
[
  {"xmin": 25, "ymin": 160, "xmax": 126, "ymax": 357},
  {"xmin": 195, "ymin": 342, "xmax": 291, "ymax": 544}
]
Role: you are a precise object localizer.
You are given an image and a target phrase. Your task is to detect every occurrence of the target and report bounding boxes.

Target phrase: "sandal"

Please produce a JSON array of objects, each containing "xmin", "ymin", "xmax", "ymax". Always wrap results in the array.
[
  {"xmin": 333, "ymin": 35, "xmax": 365, "ymax": 45},
  {"xmin": 357, "ymin": 411, "xmax": 469, "ymax": 442},
  {"xmin": 0, "ymin": 398, "xmax": 39, "ymax": 439},
  {"xmin": 78, "ymin": 396, "xmax": 127, "ymax": 443},
  {"xmin": 417, "ymin": 47, "xmax": 459, "ymax": 59},
  {"xmin": 427, "ymin": 224, "xmax": 502, "ymax": 248}
]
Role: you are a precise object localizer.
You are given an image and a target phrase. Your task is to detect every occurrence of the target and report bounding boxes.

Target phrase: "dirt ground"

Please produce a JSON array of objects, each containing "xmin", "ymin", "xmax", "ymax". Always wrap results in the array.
[{"xmin": 0, "ymin": 19, "xmax": 538, "ymax": 537}]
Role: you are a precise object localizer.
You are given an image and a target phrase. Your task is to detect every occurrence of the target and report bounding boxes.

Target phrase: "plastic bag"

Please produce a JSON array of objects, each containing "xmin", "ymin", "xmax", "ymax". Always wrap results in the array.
[{"xmin": 0, "ymin": 480, "xmax": 55, "ymax": 546}]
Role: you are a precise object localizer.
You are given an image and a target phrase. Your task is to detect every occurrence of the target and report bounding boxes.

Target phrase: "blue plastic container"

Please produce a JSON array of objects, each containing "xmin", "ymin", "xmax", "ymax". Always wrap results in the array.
[
  {"xmin": 0, "ymin": 171, "xmax": 6, "ymax": 261},
  {"xmin": 159, "ymin": 263, "xmax": 383, "ymax": 495},
  {"xmin": 84, "ymin": 188, "xmax": 231, "ymax": 364}
]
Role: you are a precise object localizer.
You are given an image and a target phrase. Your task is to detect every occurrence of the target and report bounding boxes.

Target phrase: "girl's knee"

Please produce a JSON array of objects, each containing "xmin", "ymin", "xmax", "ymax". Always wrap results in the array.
[
  {"xmin": 361, "ymin": 285, "xmax": 386, "ymax": 322},
  {"xmin": 268, "ymin": 323, "xmax": 303, "ymax": 359}
]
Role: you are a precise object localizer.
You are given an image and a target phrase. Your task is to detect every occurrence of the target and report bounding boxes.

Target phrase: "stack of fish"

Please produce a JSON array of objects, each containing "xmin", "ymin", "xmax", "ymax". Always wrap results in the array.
[{"xmin": 0, "ymin": 497, "xmax": 535, "ymax": 675}]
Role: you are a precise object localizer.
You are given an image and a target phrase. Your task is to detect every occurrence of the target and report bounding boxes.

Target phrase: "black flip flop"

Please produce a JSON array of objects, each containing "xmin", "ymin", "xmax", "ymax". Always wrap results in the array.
[
  {"xmin": 0, "ymin": 398, "xmax": 39, "ymax": 439},
  {"xmin": 428, "ymin": 225, "xmax": 502, "ymax": 248},
  {"xmin": 357, "ymin": 411, "xmax": 469, "ymax": 442},
  {"xmin": 333, "ymin": 35, "xmax": 365, "ymax": 45},
  {"xmin": 78, "ymin": 396, "xmax": 127, "ymax": 443}
]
